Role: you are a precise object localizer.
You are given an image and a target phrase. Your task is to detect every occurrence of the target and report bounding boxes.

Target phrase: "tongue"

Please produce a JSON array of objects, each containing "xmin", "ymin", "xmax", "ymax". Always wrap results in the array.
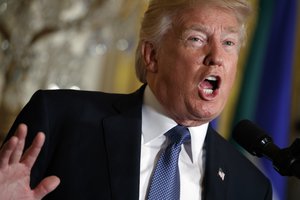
[{"xmin": 200, "ymin": 80, "xmax": 213, "ymax": 89}]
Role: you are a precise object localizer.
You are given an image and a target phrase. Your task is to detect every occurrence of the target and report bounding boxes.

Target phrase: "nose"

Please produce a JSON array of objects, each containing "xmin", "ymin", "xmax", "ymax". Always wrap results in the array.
[{"xmin": 203, "ymin": 42, "xmax": 224, "ymax": 67}]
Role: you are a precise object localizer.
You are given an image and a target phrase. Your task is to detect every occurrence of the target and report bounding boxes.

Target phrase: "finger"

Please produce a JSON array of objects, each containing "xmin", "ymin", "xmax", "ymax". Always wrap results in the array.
[
  {"xmin": 9, "ymin": 124, "xmax": 28, "ymax": 164},
  {"xmin": 20, "ymin": 132, "xmax": 45, "ymax": 169},
  {"xmin": 0, "ymin": 136, "xmax": 19, "ymax": 168},
  {"xmin": 33, "ymin": 176, "xmax": 60, "ymax": 199}
]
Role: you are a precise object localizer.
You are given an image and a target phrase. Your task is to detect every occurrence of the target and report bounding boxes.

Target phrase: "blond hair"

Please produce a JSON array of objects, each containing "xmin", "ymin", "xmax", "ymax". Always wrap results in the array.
[{"xmin": 135, "ymin": 0, "xmax": 252, "ymax": 83}]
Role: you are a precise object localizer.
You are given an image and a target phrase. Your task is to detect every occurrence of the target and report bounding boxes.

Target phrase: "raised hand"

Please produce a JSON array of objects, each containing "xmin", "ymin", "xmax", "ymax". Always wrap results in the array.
[{"xmin": 0, "ymin": 124, "xmax": 60, "ymax": 199}]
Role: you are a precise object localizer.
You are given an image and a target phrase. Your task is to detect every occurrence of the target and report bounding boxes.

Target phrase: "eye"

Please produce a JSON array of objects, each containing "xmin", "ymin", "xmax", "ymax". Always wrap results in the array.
[
  {"xmin": 223, "ymin": 40, "xmax": 235, "ymax": 46},
  {"xmin": 189, "ymin": 37, "xmax": 201, "ymax": 42},
  {"xmin": 186, "ymin": 35, "xmax": 206, "ymax": 47}
]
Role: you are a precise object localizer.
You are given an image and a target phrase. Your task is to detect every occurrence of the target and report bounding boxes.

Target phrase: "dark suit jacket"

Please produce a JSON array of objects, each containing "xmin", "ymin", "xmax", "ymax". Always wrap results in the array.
[{"xmin": 6, "ymin": 86, "xmax": 272, "ymax": 200}]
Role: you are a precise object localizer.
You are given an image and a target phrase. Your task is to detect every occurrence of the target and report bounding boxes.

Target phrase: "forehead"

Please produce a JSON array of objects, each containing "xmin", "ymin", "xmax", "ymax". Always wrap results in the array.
[{"xmin": 173, "ymin": 4, "xmax": 240, "ymax": 34}]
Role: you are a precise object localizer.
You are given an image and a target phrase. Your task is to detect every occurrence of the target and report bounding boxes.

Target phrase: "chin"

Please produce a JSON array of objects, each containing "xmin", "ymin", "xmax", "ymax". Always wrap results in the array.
[{"xmin": 196, "ymin": 108, "xmax": 222, "ymax": 122}]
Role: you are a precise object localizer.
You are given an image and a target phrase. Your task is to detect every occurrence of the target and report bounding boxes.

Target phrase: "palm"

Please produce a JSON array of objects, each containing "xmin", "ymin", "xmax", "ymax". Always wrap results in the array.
[
  {"xmin": 0, "ymin": 164, "xmax": 32, "ymax": 199},
  {"xmin": 0, "ymin": 124, "xmax": 60, "ymax": 200}
]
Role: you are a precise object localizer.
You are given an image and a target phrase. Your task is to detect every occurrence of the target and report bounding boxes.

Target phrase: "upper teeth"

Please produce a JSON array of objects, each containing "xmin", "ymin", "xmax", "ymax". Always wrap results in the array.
[{"xmin": 206, "ymin": 76, "xmax": 217, "ymax": 81}]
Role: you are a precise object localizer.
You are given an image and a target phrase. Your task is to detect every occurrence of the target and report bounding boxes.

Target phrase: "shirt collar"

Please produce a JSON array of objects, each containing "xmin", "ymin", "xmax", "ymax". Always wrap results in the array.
[
  {"xmin": 142, "ymin": 86, "xmax": 208, "ymax": 162},
  {"xmin": 189, "ymin": 124, "xmax": 208, "ymax": 162},
  {"xmin": 142, "ymin": 86, "xmax": 176, "ymax": 144}
]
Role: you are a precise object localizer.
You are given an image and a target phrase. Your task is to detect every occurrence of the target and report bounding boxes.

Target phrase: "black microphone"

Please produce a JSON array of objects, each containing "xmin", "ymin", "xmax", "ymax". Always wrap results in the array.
[{"xmin": 233, "ymin": 119, "xmax": 300, "ymax": 179}]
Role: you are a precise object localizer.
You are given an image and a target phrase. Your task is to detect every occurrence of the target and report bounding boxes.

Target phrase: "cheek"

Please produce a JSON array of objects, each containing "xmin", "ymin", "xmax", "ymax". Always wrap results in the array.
[
  {"xmin": 229, "ymin": 67, "xmax": 237, "ymax": 85},
  {"xmin": 159, "ymin": 55, "xmax": 194, "ymax": 83},
  {"xmin": 222, "ymin": 58, "xmax": 238, "ymax": 95},
  {"xmin": 226, "ymin": 56, "xmax": 238, "ymax": 81}
]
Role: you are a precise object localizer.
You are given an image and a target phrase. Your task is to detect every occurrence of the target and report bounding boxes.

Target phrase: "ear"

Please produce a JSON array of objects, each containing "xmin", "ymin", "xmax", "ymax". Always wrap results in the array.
[{"xmin": 141, "ymin": 41, "xmax": 158, "ymax": 72}]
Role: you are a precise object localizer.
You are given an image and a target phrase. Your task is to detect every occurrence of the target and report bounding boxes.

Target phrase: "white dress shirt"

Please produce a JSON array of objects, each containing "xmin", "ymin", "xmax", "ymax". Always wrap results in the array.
[{"xmin": 139, "ymin": 86, "xmax": 208, "ymax": 200}]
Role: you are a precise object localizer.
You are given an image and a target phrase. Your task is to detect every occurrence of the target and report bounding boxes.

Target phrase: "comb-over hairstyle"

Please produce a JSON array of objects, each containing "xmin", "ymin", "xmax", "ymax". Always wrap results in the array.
[{"xmin": 135, "ymin": 0, "xmax": 252, "ymax": 83}]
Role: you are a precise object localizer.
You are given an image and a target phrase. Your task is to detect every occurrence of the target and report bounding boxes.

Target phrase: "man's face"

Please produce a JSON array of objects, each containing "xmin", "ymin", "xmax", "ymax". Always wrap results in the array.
[{"xmin": 145, "ymin": 4, "xmax": 241, "ymax": 126}]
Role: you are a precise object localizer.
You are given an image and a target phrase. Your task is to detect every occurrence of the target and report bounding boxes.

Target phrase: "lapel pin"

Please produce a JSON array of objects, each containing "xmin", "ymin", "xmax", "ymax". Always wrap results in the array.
[{"xmin": 218, "ymin": 168, "xmax": 225, "ymax": 181}]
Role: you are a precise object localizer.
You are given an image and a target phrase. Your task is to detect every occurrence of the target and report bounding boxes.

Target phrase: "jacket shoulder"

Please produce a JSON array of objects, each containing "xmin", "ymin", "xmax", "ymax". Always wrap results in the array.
[
  {"xmin": 210, "ymin": 127, "xmax": 269, "ymax": 179},
  {"xmin": 204, "ymin": 126, "xmax": 272, "ymax": 199}
]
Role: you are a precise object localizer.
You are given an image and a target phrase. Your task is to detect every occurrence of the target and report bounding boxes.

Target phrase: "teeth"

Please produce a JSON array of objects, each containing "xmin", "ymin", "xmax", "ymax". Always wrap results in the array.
[
  {"xmin": 203, "ymin": 89, "xmax": 213, "ymax": 94},
  {"xmin": 206, "ymin": 76, "xmax": 217, "ymax": 81}
]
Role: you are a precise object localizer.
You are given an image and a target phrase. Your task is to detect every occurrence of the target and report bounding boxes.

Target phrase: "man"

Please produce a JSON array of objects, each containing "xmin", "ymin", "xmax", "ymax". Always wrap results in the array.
[{"xmin": 0, "ymin": 0, "xmax": 272, "ymax": 199}]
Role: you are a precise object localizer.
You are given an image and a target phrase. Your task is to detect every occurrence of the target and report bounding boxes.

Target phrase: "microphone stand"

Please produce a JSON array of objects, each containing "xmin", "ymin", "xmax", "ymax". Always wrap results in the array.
[{"xmin": 271, "ymin": 139, "xmax": 300, "ymax": 179}]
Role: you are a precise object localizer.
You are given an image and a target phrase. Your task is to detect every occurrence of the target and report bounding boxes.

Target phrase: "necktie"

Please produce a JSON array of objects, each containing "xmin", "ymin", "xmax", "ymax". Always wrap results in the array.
[{"xmin": 147, "ymin": 125, "xmax": 191, "ymax": 200}]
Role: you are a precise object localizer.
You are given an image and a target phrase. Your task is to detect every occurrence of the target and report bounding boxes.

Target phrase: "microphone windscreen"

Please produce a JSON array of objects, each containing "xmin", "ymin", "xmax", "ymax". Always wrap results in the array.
[{"xmin": 232, "ymin": 119, "xmax": 270, "ymax": 157}]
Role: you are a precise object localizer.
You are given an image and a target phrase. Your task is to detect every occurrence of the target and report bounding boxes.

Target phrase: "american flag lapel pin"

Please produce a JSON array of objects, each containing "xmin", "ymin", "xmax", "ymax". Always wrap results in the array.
[{"xmin": 218, "ymin": 168, "xmax": 225, "ymax": 181}]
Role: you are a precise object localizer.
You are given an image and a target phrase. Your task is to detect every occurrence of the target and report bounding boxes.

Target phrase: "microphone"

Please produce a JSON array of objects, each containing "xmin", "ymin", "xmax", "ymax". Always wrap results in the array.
[{"xmin": 233, "ymin": 119, "xmax": 300, "ymax": 179}]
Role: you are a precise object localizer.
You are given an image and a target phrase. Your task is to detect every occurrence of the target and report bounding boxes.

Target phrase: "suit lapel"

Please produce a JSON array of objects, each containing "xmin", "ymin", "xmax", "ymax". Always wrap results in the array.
[
  {"xmin": 202, "ymin": 126, "xmax": 229, "ymax": 200},
  {"xmin": 102, "ymin": 86, "xmax": 230, "ymax": 200},
  {"xmin": 103, "ymin": 86, "xmax": 144, "ymax": 200}
]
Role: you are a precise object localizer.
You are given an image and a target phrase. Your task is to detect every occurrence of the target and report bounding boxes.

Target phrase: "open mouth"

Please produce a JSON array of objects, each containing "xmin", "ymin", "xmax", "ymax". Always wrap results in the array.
[{"xmin": 198, "ymin": 75, "xmax": 221, "ymax": 98}]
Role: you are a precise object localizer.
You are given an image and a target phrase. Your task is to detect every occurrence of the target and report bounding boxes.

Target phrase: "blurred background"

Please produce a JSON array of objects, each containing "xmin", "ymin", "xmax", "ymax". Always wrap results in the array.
[{"xmin": 0, "ymin": 0, "xmax": 299, "ymax": 199}]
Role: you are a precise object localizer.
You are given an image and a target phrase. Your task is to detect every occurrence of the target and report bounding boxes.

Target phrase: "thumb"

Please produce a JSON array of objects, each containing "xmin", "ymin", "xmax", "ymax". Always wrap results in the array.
[{"xmin": 33, "ymin": 176, "xmax": 60, "ymax": 199}]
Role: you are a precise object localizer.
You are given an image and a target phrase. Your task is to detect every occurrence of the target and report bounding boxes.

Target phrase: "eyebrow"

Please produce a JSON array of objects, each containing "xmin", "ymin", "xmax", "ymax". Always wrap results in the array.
[{"xmin": 186, "ymin": 24, "xmax": 240, "ymax": 35}]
